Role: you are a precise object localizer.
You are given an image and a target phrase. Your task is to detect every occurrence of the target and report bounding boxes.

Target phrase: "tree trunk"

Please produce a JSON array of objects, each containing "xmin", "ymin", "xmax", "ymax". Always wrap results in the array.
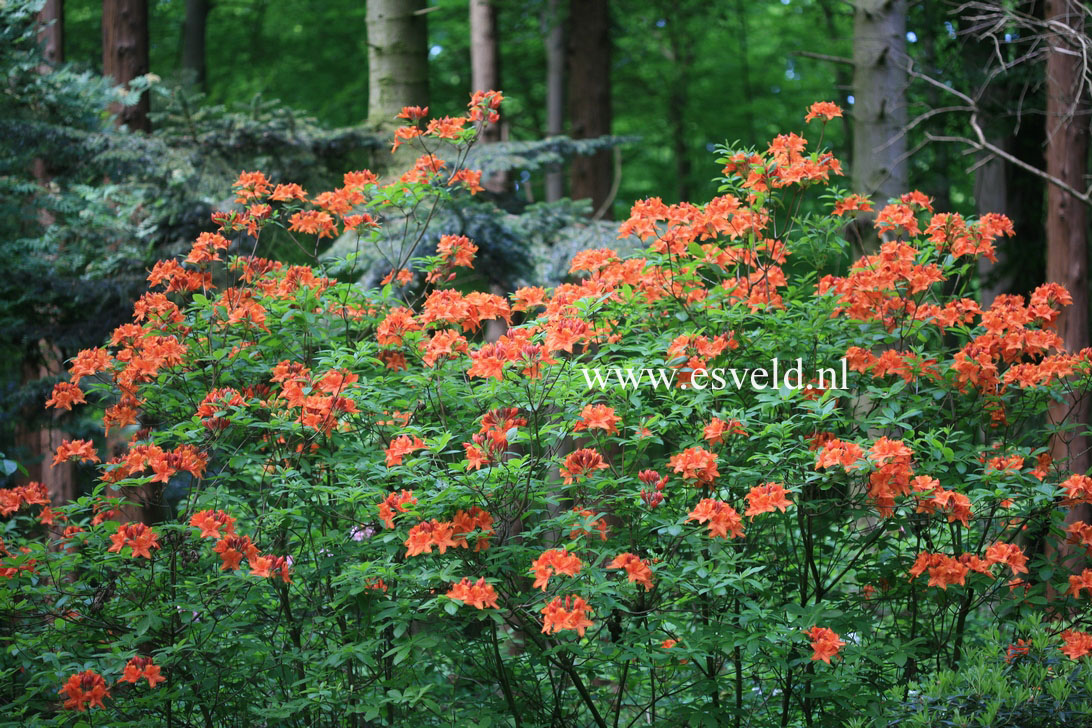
[
  {"xmin": 543, "ymin": 0, "xmax": 565, "ymax": 202},
  {"xmin": 102, "ymin": 0, "xmax": 150, "ymax": 132},
  {"xmin": 567, "ymin": 0, "xmax": 612, "ymax": 218},
  {"xmin": 366, "ymin": 0, "xmax": 429, "ymax": 126},
  {"xmin": 37, "ymin": 0, "xmax": 64, "ymax": 68},
  {"xmin": 182, "ymin": 0, "xmax": 209, "ymax": 89},
  {"xmin": 470, "ymin": 0, "xmax": 506, "ymax": 197},
  {"xmin": 851, "ymin": 0, "xmax": 907, "ymax": 209},
  {"xmin": 1044, "ymin": 0, "xmax": 1091, "ymax": 541}
]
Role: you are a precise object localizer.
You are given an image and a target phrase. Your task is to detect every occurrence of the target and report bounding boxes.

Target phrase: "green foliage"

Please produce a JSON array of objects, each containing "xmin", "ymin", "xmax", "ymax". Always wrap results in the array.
[{"xmin": 870, "ymin": 617, "xmax": 1092, "ymax": 728}]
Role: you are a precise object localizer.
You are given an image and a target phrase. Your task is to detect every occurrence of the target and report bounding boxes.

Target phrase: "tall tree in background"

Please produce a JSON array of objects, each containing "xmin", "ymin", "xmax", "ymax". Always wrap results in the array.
[
  {"xmin": 851, "ymin": 0, "xmax": 907, "ymax": 215},
  {"xmin": 567, "ymin": 0, "xmax": 612, "ymax": 217},
  {"xmin": 366, "ymin": 0, "xmax": 429, "ymax": 128},
  {"xmin": 1044, "ymin": 0, "xmax": 1091, "ymax": 532},
  {"xmin": 181, "ymin": 0, "xmax": 209, "ymax": 89},
  {"xmin": 469, "ymin": 0, "xmax": 505, "ymax": 194},
  {"xmin": 102, "ymin": 0, "xmax": 150, "ymax": 132},
  {"xmin": 543, "ymin": 0, "xmax": 564, "ymax": 202},
  {"xmin": 37, "ymin": 0, "xmax": 63, "ymax": 67}
]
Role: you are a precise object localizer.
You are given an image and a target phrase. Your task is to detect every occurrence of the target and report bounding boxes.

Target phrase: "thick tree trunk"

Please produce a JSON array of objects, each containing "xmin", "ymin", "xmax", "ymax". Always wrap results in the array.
[
  {"xmin": 1044, "ymin": 0, "xmax": 1091, "ymax": 538},
  {"xmin": 366, "ymin": 0, "xmax": 429, "ymax": 126},
  {"xmin": 851, "ymin": 0, "xmax": 907, "ymax": 208},
  {"xmin": 567, "ymin": 0, "xmax": 612, "ymax": 218},
  {"xmin": 182, "ymin": 0, "xmax": 209, "ymax": 88},
  {"xmin": 37, "ymin": 0, "xmax": 64, "ymax": 68},
  {"xmin": 543, "ymin": 0, "xmax": 565, "ymax": 202},
  {"xmin": 102, "ymin": 0, "xmax": 150, "ymax": 132}
]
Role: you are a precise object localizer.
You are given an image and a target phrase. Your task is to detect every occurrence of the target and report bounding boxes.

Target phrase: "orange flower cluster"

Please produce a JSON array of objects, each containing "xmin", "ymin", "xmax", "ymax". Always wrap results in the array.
[
  {"xmin": 59, "ymin": 670, "xmax": 110, "ymax": 711},
  {"xmin": 52, "ymin": 439, "xmax": 100, "ymax": 467},
  {"xmin": 814, "ymin": 438, "xmax": 863, "ymax": 471},
  {"xmin": 445, "ymin": 577, "xmax": 499, "ymax": 609},
  {"xmin": 101, "ymin": 443, "xmax": 208, "ymax": 485},
  {"xmin": 744, "ymin": 482, "xmax": 793, "ymax": 518},
  {"xmin": 845, "ymin": 347, "xmax": 939, "ymax": 384},
  {"xmin": 805, "ymin": 626, "xmax": 846, "ymax": 664},
  {"xmin": 608, "ymin": 552, "xmax": 654, "ymax": 590},
  {"xmin": 212, "ymin": 534, "xmax": 258, "ymax": 571},
  {"xmin": 1068, "ymin": 568, "xmax": 1092, "ymax": 599},
  {"xmin": 1066, "ymin": 521, "xmax": 1092, "ymax": 556},
  {"xmin": 378, "ymin": 490, "xmax": 417, "ymax": 529},
  {"xmin": 687, "ymin": 499, "xmax": 744, "ymax": 539},
  {"xmin": 1060, "ymin": 630, "xmax": 1092, "ymax": 660},
  {"xmin": 531, "ymin": 548, "xmax": 583, "ymax": 591},
  {"xmin": 804, "ymin": 101, "xmax": 842, "ymax": 123},
  {"xmin": 405, "ymin": 509, "xmax": 493, "ymax": 557},
  {"xmin": 668, "ymin": 446, "xmax": 719, "ymax": 486},
  {"xmin": 908, "ymin": 552, "xmax": 968, "ymax": 589},
  {"xmin": 1060, "ymin": 474, "xmax": 1092, "ymax": 506},
  {"xmin": 666, "ymin": 333, "xmax": 738, "ymax": 373},
  {"xmin": 385, "ymin": 435, "xmax": 427, "ymax": 467},
  {"xmin": 560, "ymin": 448, "xmax": 609, "ymax": 484},
  {"xmin": 703, "ymin": 417, "xmax": 746, "ymax": 445},
  {"xmin": 107, "ymin": 523, "xmax": 160, "ymax": 559},
  {"xmin": 118, "ymin": 656, "xmax": 165, "ymax": 688},
  {"xmin": 574, "ymin": 404, "xmax": 620, "ymax": 435},
  {"xmin": 196, "ymin": 388, "xmax": 246, "ymax": 430},
  {"xmin": 540, "ymin": 595, "xmax": 594, "ymax": 637},
  {"xmin": 45, "ymin": 381, "xmax": 87, "ymax": 410},
  {"xmin": 190, "ymin": 509, "xmax": 236, "ymax": 539},
  {"xmin": 0, "ymin": 481, "xmax": 48, "ymax": 516},
  {"xmin": 465, "ymin": 407, "xmax": 526, "ymax": 470},
  {"xmin": 818, "ymin": 242, "xmax": 945, "ymax": 328}
]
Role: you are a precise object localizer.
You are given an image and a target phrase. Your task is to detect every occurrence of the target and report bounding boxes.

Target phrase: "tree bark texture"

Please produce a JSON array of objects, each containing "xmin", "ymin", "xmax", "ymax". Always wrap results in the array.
[
  {"xmin": 366, "ymin": 0, "xmax": 429, "ymax": 126},
  {"xmin": 102, "ymin": 0, "xmax": 150, "ymax": 132},
  {"xmin": 567, "ymin": 0, "xmax": 612, "ymax": 218},
  {"xmin": 851, "ymin": 0, "xmax": 907, "ymax": 206},
  {"xmin": 37, "ymin": 0, "xmax": 64, "ymax": 68},
  {"xmin": 1044, "ymin": 0, "xmax": 1091, "ymax": 534},
  {"xmin": 543, "ymin": 0, "xmax": 565, "ymax": 202},
  {"xmin": 182, "ymin": 0, "xmax": 209, "ymax": 88}
]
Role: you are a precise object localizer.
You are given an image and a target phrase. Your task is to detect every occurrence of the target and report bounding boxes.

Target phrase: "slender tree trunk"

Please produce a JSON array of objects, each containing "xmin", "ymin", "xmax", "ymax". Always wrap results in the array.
[
  {"xmin": 366, "ymin": 0, "xmax": 429, "ymax": 126},
  {"xmin": 102, "ymin": 0, "xmax": 150, "ymax": 132},
  {"xmin": 974, "ymin": 139, "xmax": 1010, "ymax": 307},
  {"xmin": 182, "ymin": 0, "xmax": 209, "ymax": 88},
  {"xmin": 1044, "ymin": 0, "xmax": 1091, "ymax": 541},
  {"xmin": 470, "ymin": 0, "xmax": 507, "ymax": 197},
  {"xmin": 543, "ymin": 0, "xmax": 565, "ymax": 202},
  {"xmin": 567, "ymin": 0, "xmax": 612, "ymax": 218},
  {"xmin": 851, "ymin": 0, "xmax": 907, "ymax": 209},
  {"xmin": 37, "ymin": 0, "xmax": 64, "ymax": 68}
]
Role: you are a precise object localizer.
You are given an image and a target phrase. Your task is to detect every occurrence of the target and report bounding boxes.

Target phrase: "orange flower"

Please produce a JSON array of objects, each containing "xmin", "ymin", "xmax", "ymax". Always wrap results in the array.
[
  {"xmin": 446, "ymin": 577, "xmax": 500, "ymax": 609},
  {"xmin": 189, "ymin": 510, "xmax": 236, "ymax": 540},
  {"xmin": 984, "ymin": 542, "xmax": 1028, "ymax": 576},
  {"xmin": 1060, "ymin": 630, "xmax": 1092, "ymax": 660},
  {"xmin": 574, "ymin": 404, "xmax": 620, "ymax": 435},
  {"xmin": 814, "ymin": 439, "xmax": 863, "ymax": 471},
  {"xmin": 437, "ymin": 234, "xmax": 478, "ymax": 268},
  {"xmin": 804, "ymin": 101, "xmax": 843, "ymax": 123},
  {"xmin": 540, "ymin": 595, "xmax": 594, "ymax": 637},
  {"xmin": 805, "ymin": 626, "xmax": 846, "ymax": 664},
  {"xmin": 118, "ymin": 657, "xmax": 166, "ymax": 688},
  {"xmin": 703, "ymin": 417, "xmax": 745, "ymax": 445},
  {"xmin": 560, "ymin": 448, "xmax": 609, "ymax": 484},
  {"xmin": 45, "ymin": 381, "xmax": 86, "ymax": 411},
  {"xmin": 213, "ymin": 535, "xmax": 258, "ymax": 571},
  {"xmin": 744, "ymin": 482, "xmax": 793, "ymax": 518},
  {"xmin": 570, "ymin": 508, "xmax": 610, "ymax": 541},
  {"xmin": 404, "ymin": 519, "xmax": 458, "ymax": 557},
  {"xmin": 687, "ymin": 499, "xmax": 744, "ymax": 539},
  {"xmin": 59, "ymin": 669, "xmax": 110, "ymax": 711},
  {"xmin": 668, "ymin": 447, "xmax": 719, "ymax": 485},
  {"xmin": 107, "ymin": 523, "xmax": 161, "ymax": 559},
  {"xmin": 378, "ymin": 490, "xmax": 417, "ymax": 529},
  {"xmin": 52, "ymin": 439, "xmax": 100, "ymax": 467},
  {"xmin": 1067, "ymin": 568, "xmax": 1092, "ymax": 599},
  {"xmin": 661, "ymin": 638, "xmax": 678, "ymax": 649},
  {"xmin": 608, "ymin": 552, "xmax": 654, "ymax": 590},
  {"xmin": 531, "ymin": 548, "xmax": 583, "ymax": 590},
  {"xmin": 385, "ymin": 435, "xmax": 427, "ymax": 467}
]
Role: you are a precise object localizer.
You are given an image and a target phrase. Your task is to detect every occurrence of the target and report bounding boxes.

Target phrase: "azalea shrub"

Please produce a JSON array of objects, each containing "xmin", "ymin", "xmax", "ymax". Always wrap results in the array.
[{"xmin": 3, "ymin": 94, "xmax": 1092, "ymax": 728}]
